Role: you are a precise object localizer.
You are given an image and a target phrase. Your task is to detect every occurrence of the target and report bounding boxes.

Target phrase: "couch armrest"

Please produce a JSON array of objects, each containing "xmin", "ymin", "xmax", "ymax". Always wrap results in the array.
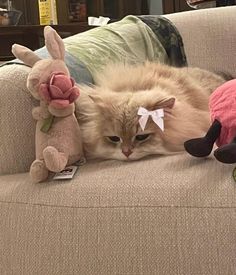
[
  {"xmin": 165, "ymin": 6, "xmax": 236, "ymax": 77},
  {"xmin": 0, "ymin": 64, "xmax": 35, "ymax": 175}
]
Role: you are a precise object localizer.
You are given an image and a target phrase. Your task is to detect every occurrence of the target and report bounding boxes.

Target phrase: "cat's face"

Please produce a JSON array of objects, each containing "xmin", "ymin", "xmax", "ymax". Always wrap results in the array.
[
  {"xmin": 94, "ymin": 115, "xmax": 168, "ymax": 161},
  {"xmin": 77, "ymin": 87, "xmax": 176, "ymax": 160}
]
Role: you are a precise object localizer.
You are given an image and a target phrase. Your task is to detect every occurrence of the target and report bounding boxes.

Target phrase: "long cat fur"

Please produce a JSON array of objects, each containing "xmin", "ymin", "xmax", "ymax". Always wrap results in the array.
[{"xmin": 76, "ymin": 62, "xmax": 226, "ymax": 161}]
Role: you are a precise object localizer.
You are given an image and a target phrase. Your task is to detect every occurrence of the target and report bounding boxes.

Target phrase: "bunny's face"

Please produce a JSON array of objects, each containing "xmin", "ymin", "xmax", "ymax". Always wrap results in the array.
[
  {"xmin": 12, "ymin": 26, "xmax": 68, "ymax": 100},
  {"xmin": 27, "ymin": 59, "xmax": 69, "ymax": 100}
]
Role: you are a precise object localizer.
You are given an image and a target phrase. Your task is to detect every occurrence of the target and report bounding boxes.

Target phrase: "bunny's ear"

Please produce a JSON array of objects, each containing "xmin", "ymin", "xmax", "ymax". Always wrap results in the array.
[
  {"xmin": 12, "ymin": 44, "xmax": 41, "ymax": 67},
  {"xmin": 44, "ymin": 26, "xmax": 65, "ymax": 60}
]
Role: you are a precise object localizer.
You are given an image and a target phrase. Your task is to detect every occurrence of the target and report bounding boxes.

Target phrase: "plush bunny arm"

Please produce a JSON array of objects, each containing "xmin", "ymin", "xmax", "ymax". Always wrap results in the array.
[{"xmin": 32, "ymin": 102, "xmax": 50, "ymax": 120}]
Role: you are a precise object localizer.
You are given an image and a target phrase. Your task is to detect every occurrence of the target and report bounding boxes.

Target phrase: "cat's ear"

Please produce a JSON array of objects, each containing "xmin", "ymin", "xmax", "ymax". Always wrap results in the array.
[
  {"xmin": 88, "ymin": 95, "xmax": 103, "ymax": 106},
  {"xmin": 88, "ymin": 94, "xmax": 103, "ymax": 104},
  {"xmin": 88, "ymin": 94, "xmax": 109, "ymax": 110},
  {"xmin": 148, "ymin": 97, "xmax": 175, "ymax": 111}
]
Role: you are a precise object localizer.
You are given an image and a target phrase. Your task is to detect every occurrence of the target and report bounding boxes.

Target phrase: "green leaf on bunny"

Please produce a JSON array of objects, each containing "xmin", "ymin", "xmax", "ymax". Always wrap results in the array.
[{"xmin": 40, "ymin": 114, "xmax": 55, "ymax": 133}]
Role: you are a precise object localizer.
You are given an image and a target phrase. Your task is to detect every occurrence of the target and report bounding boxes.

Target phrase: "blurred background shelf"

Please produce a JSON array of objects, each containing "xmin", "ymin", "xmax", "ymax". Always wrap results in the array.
[
  {"xmin": 0, "ymin": 23, "xmax": 94, "ymax": 61},
  {"xmin": 162, "ymin": 0, "xmax": 192, "ymax": 14},
  {"xmin": 0, "ymin": 0, "xmax": 149, "ymax": 61},
  {"xmin": 3, "ymin": 0, "xmax": 149, "ymax": 25}
]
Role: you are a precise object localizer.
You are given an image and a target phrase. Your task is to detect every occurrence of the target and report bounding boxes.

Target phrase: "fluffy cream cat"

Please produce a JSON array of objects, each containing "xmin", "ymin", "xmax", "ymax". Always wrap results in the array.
[{"xmin": 76, "ymin": 62, "xmax": 226, "ymax": 161}]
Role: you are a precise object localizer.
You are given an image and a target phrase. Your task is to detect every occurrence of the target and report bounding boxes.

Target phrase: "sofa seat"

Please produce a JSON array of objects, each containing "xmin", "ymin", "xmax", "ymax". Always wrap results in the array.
[
  {"xmin": 1, "ymin": 154, "xmax": 236, "ymax": 274},
  {"xmin": 0, "ymin": 154, "xmax": 235, "ymax": 208}
]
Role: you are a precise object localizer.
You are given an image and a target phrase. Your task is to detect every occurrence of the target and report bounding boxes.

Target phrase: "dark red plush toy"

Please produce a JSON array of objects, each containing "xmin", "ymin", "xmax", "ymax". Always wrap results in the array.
[{"xmin": 184, "ymin": 79, "xmax": 236, "ymax": 163}]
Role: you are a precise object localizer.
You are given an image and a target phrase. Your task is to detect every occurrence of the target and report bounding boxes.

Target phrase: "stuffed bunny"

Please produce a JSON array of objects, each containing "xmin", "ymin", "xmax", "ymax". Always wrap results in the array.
[{"xmin": 12, "ymin": 26, "xmax": 83, "ymax": 182}]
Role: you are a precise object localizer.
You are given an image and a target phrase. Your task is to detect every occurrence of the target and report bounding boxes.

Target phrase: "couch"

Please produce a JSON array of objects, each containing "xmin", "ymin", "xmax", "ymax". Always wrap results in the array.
[{"xmin": 0, "ymin": 6, "xmax": 236, "ymax": 275}]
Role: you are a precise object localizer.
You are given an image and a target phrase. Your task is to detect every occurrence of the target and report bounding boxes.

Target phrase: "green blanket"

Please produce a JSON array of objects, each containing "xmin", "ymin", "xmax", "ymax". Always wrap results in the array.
[
  {"xmin": 2, "ymin": 15, "xmax": 187, "ymax": 85},
  {"xmin": 64, "ymin": 15, "xmax": 168, "ymax": 77}
]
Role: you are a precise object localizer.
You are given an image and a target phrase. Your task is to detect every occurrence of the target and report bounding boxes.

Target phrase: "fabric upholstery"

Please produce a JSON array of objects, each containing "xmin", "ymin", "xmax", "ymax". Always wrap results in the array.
[
  {"xmin": 1, "ymin": 203, "xmax": 236, "ymax": 275},
  {"xmin": 165, "ymin": 6, "xmax": 236, "ymax": 77},
  {"xmin": 0, "ymin": 65, "xmax": 35, "ymax": 175},
  {"xmin": 0, "ymin": 154, "xmax": 236, "ymax": 274},
  {"xmin": 0, "ymin": 154, "xmax": 236, "ymax": 209}
]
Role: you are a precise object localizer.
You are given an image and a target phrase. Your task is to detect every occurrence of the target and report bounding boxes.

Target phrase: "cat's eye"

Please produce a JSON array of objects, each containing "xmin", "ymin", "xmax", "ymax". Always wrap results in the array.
[
  {"xmin": 135, "ymin": 134, "xmax": 150, "ymax": 141},
  {"xmin": 107, "ymin": 136, "xmax": 121, "ymax": 143}
]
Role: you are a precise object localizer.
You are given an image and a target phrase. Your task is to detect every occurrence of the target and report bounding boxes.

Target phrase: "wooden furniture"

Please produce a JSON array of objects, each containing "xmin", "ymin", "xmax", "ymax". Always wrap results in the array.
[
  {"xmin": 0, "ymin": 0, "xmax": 149, "ymax": 61},
  {"xmin": 9, "ymin": 0, "xmax": 149, "ymax": 25},
  {"xmin": 162, "ymin": 0, "xmax": 236, "ymax": 13},
  {"xmin": 87, "ymin": 0, "xmax": 149, "ymax": 20},
  {"xmin": 162, "ymin": 0, "xmax": 193, "ymax": 14},
  {"xmin": 0, "ymin": 23, "xmax": 93, "ymax": 61}
]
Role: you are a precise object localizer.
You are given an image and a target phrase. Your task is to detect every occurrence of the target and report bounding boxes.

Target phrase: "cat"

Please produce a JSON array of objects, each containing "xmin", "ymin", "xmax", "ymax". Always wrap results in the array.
[{"xmin": 76, "ymin": 62, "xmax": 227, "ymax": 161}]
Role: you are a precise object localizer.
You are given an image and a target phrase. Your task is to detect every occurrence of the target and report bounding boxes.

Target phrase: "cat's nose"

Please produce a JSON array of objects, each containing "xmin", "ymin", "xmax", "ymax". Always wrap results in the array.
[{"xmin": 122, "ymin": 149, "xmax": 133, "ymax": 158}]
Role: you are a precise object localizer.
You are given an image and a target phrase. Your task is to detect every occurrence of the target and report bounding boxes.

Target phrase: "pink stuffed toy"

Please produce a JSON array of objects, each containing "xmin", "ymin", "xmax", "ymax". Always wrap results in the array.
[
  {"xmin": 184, "ymin": 79, "xmax": 236, "ymax": 163},
  {"xmin": 12, "ymin": 26, "xmax": 83, "ymax": 182}
]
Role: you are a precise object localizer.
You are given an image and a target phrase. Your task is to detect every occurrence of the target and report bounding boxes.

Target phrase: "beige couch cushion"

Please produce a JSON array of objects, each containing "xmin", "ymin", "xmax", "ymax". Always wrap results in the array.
[
  {"xmin": 1, "ymin": 154, "xmax": 236, "ymax": 274},
  {"xmin": 0, "ymin": 65, "xmax": 35, "ymax": 175},
  {"xmin": 166, "ymin": 6, "xmax": 236, "ymax": 77},
  {"xmin": 0, "ymin": 154, "xmax": 235, "ymax": 208},
  {"xmin": 0, "ymin": 154, "xmax": 236, "ymax": 207}
]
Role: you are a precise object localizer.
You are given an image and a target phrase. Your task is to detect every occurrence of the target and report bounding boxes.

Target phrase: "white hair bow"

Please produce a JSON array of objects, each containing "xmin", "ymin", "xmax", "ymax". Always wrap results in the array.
[{"xmin": 138, "ymin": 107, "xmax": 164, "ymax": 131}]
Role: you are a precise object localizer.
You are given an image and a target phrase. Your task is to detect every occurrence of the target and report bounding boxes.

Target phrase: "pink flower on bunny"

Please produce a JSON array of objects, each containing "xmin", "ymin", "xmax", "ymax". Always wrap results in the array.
[
  {"xmin": 11, "ymin": 26, "xmax": 83, "ymax": 183},
  {"xmin": 39, "ymin": 72, "xmax": 80, "ymax": 109}
]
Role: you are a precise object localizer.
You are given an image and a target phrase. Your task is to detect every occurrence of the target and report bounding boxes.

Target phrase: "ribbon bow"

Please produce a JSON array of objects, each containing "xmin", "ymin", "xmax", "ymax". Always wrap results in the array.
[{"xmin": 138, "ymin": 107, "xmax": 164, "ymax": 131}]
